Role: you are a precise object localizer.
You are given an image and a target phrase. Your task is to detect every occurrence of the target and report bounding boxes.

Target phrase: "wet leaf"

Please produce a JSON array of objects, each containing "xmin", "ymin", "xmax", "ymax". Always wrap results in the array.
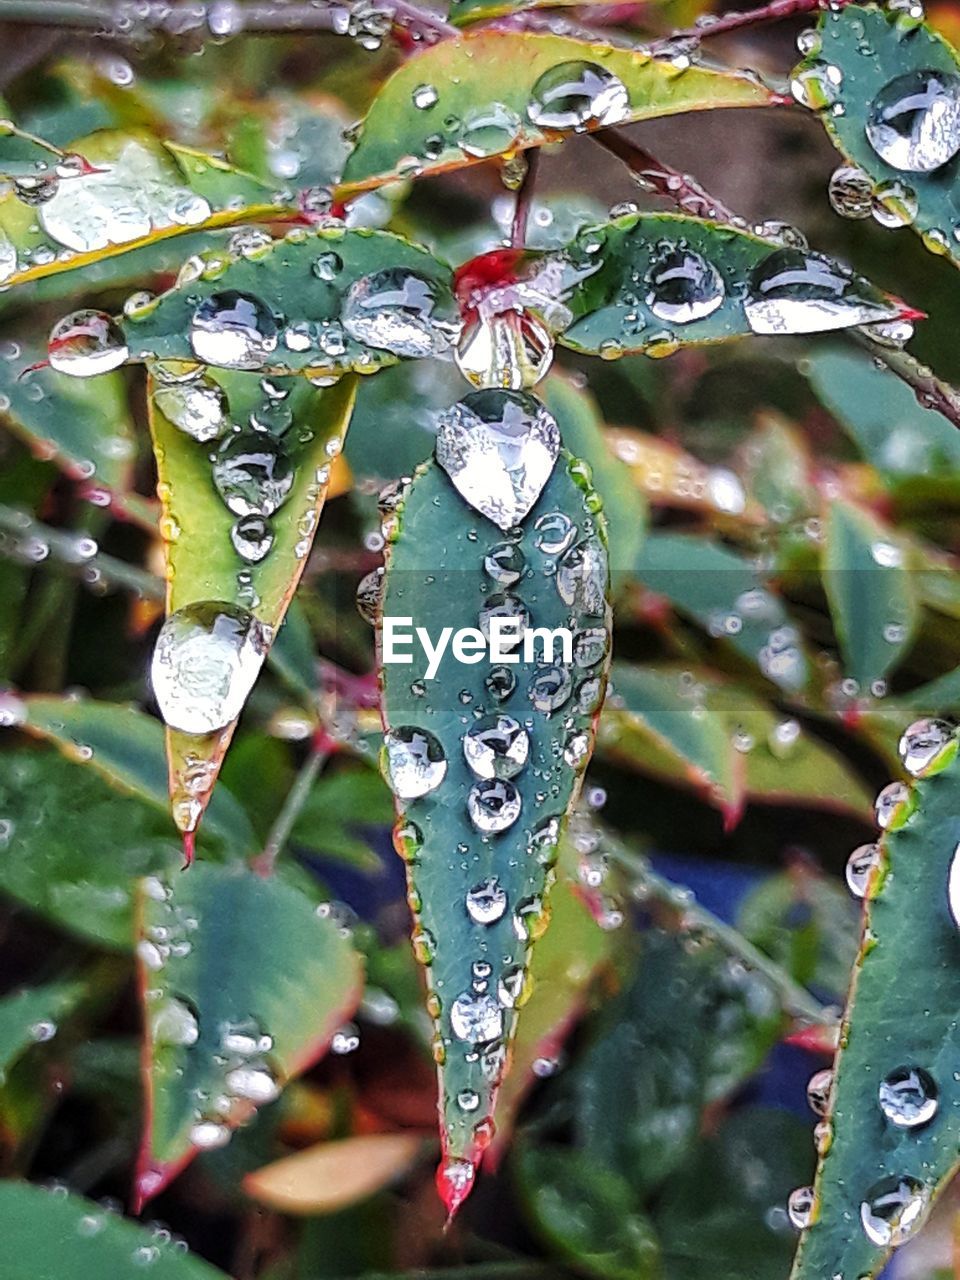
[
  {"xmin": 606, "ymin": 426, "xmax": 756, "ymax": 522},
  {"xmin": 0, "ymin": 1181, "xmax": 228, "ymax": 1280},
  {"xmin": 379, "ymin": 447, "xmax": 611, "ymax": 1212},
  {"xmin": 823, "ymin": 499, "xmax": 919, "ymax": 686},
  {"xmin": 0, "ymin": 982, "xmax": 85, "ymax": 1078},
  {"xmin": 790, "ymin": 725, "xmax": 960, "ymax": 1279},
  {"xmin": 135, "ymin": 861, "xmax": 364, "ymax": 1206},
  {"xmin": 148, "ymin": 372, "xmax": 355, "ymax": 839},
  {"xmin": 340, "ymin": 34, "xmax": 775, "ymax": 193},
  {"xmin": 243, "ymin": 1131, "xmax": 428, "ymax": 1214},
  {"xmin": 798, "ymin": 4, "xmax": 960, "ymax": 269}
]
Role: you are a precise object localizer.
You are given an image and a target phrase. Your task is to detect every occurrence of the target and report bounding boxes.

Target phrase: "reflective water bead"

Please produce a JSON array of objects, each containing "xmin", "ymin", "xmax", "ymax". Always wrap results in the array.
[
  {"xmin": 790, "ymin": 61, "xmax": 843, "ymax": 111},
  {"xmin": 230, "ymin": 514, "xmax": 274, "ymax": 564},
  {"xmin": 875, "ymin": 780, "xmax": 910, "ymax": 829},
  {"xmin": 806, "ymin": 1067, "xmax": 833, "ymax": 1115},
  {"xmin": 14, "ymin": 171, "xmax": 58, "ymax": 205},
  {"xmin": 556, "ymin": 540, "xmax": 607, "ymax": 615},
  {"xmin": 866, "ymin": 70, "xmax": 960, "ymax": 173},
  {"xmin": 48, "ymin": 310, "xmax": 128, "ymax": 377},
  {"xmin": 341, "ymin": 267, "xmax": 459, "ymax": 358},
  {"xmin": 529, "ymin": 664, "xmax": 573, "ymax": 713},
  {"xmin": 527, "ymin": 61, "xmax": 629, "ymax": 131},
  {"xmin": 744, "ymin": 249, "xmax": 897, "ymax": 335},
  {"xmin": 465, "ymin": 877, "xmax": 508, "ymax": 925},
  {"xmin": 151, "ymin": 601, "xmax": 270, "ymax": 734},
  {"xmin": 459, "ymin": 103, "xmax": 522, "ymax": 158},
  {"xmin": 467, "ymin": 778, "xmax": 522, "ymax": 832},
  {"xmin": 478, "ymin": 593, "xmax": 529, "ymax": 646},
  {"xmin": 213, "ymin": 433, "xmax": 294, "ymax": 516},
  {"xmin": 484, "ymin": 541, "xmax": 525, "ymax": 586},
  {"xmin": 355, "ymin": 567, "xmax": 384, "ymax": 624},
  {"xmin": 463, "ymin": 715, "xmax": 529, "ymax": 779},
  {"xmin": 383, "ymin": 726, "xmax": 447, "ymax": 798},
  {"xmin": 450, "ymin": 991, "xmax": 503, "ymax": 1043},
  {"xmin": 645, "ymin": 244, "xmax": 725, "ymax": 323},
  {"xmin": 878, "ymin": 1066, "xmax": 938, "ymax": 1129},
  {"xmin": 787, "ymin": 1185, "xmax": 815, "ymax": 1230},
  {"xmin": 897, "ymin": 717, "xmax": 955, "ymax": 776},
  {"xmin": 435, "ymin": 389, "xmax": 560, "ymax": 530},
  {"xmin": 225, "ymin": 1064, "xmax": 280, "ymax": 1104},
  {"xmin": 189, "ymin": 290, "xmax": 279, "ymax": 369},
  {"xmin": 872, "ymin": 178, "xmax": 919, "ymax": 229},
  {"xmin": 860, "ymin": 1176, "xmax": 929, "ymax": 1247},
  {"xmin": 153, "ymin": 373, "xmax": 227, "ymax": 442},
  {"xmin": 845, "ymin": 842, "xmax": 881, "ymax": 899},
  {"xmin": 455, "ymin": 310, "xmax": 554, "ymax": 392},
  {"xmin": 828, "ymin": 165, "xmax": 874, "ymax": 220},
  {"xmin": 485, "ymin": 665, "xmax": 517, "ymax": 701},
  {"xmin": 412, "ymin": 83, "xmax": 438, "ymax": 110},
  {"xmin": 534, "ymin": 510, "xmax": 576, "ymax": 555},
  {"xmin": 573, "ymin": 627, "xmax": 607, "ymax": 667}
]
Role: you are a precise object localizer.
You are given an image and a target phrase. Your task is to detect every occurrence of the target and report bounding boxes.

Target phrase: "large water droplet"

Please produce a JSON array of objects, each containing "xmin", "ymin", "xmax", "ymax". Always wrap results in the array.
[
  {"xmin": 384, "ymin": 726, "xmax": 447, "ymax": 798},
  {"xmin": 790, "ymin": 60, "xmax": 842, "ymax": 111},
  {"xmin": 787, "ymin": 1185, "xmax": 815, "ymax": 1230},
  {"xmin": 189, "ymin": 291, "xmax": 278, "ymax": 369},
  {"xmin": 48, "ymin": 310, "xmax": 128, "ymax": 377},
  {"xmin": 151, "ymin": 601, "xmax": 270, "ymax": 734},
  {"xmin": 459, "ymin": 103, "xmax": 522, "ymax": 157},
  {"xmin": 556, "ymin": 539, "xmax": 607, "ymax": 615},
  {"xmin": 897, "ymin": 717, "xmax": 955, "ymax": 776},
  {"xmin": 153, "ymin": 372, "xmax": 227, "ymax": 442},
  {"xmin": 151, "ymin": 996, "xmax": 199, "ymax": 1047},
  {"xmin": 466, "ymin": 877, "xmax": 508, "ymax": 924},
  {"xmin": 450, "ymin": 991, "xmax": 504, "ymax": 1042},
  {"xmin": 463, "ymin": 715, "xmax": 529, "ymax": 779},
  {"xmin": 845, "ymin": 843, "xmax": 881, "ymax": 899},
  {"xmin": 860, "ymin": 1175, "xmax": 929, "ymax": 1247},
  {"xmin": 455, "ymin": 311, "xmax": 553, "ymax": 391},
  {"xmin": 866, "ymin": 70, "xmax": 960, "ymax": 173},
  {"xmin": 341, "ymin": 267, "xmax": 459, "ymax": 358},
  {"xmin": 467, "ymin": 778, "xmax": 522, "ymax": 832},
  {"xmin": 646, "ymin": 243, "xmax": 725, "ymax": 323},
  {"xmin": 744, "ymin": 249, "xmax": 897, "ymax": 335},
  {"xmin": 213, "ymin": 433, "xmax": 294, "ymax": 516},
  {"xmin": 527, "ymin": 61, "xmax": 629, "ymax": 131},
  {"xmin": 435, "ymin": 388, "xmax": 560, "ymax": 530},
  {"xmin": 878, "ymin": 1066, "xmax": 938, "ymax": 1129}
]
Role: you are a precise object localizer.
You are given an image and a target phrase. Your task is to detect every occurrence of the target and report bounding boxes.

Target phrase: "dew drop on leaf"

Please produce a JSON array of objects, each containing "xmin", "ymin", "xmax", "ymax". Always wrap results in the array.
[
  {"xmin": 897, "ymin": 717, "xmax": 955, "ymax": 777},
  {"xmin": 153, "ymin": 372, "xmax": 228, "ymax": 443},
  {"xmin": 230, "ymin": 514, "xmax": 274, "ymax": 564},
  {"xmin": 462, "ymin": 715, "xmax": 529, "ymax": 779},
  {"xmin": 483, "ymin": 541, "xmax": 525, "ymax": 586},
  {"xmin": 449, "ymin": 991, "xmax": 504, "ymax": 1042},
  {"xmin": 212, "ymin": 433, "xmax": 294, "ymax": 516},
  {"xmin": 467, "ymin": 778, "xmax": 522, "ymax": 832},
  {"xmin": 743, "ymin": 249, "xmax": 897, "ymax": 335},
  {"xmin": 878, "ymin": 1066, "xmax": 939, "ymax": 1128},
  {"xmin": 866, "ymin": 70, "xmax": 960, "ymax": 173},
  {"xmin": 806, "ymin": 1067, "xmax": 833, "ymax": 1115},
  {"xmin": 645, "ymin": 243, "xmax": 725, "ymax": 323},
  {"xmin": 827, "ymin": 165, "xmax": 874, "ymax": 220},
  {"xmin": 787, "ymin": 1185, "xmax": 815, "ymax": 1230},
  {"xmin": 341, "ymin": 267, "xmax": 460, "ymax": 358},
  {"xmin": 860, "ymin": 1175, "xmax": 929, "ymax": 1247},
  {"xmin": 189, "ymin": 290, "xmax": 279, "ymax": 369},
  {"xmin": 527, "ymin": 61, "xmax": 630, "ymax": 132},
  {"xmin": 48, "ymin": 310, "xmax": 129, "ymax": 377},
  {"xmin": 875, "ymin": 780, "xmax": 910, "ymax": 829},
  {"xmin": 383, "ymin": 726, "xmax": 447, "ymax": 799},
  {"xmin": 465, "ymin": 877, "xmax": 508, "ymax": 925},
  {"xmin": 845, "ymin": 842, "xmax": 881, "ymax": 899},
  {"xmin": 459, "ymin": 103, "xmax": 522, "ymax": 158}
]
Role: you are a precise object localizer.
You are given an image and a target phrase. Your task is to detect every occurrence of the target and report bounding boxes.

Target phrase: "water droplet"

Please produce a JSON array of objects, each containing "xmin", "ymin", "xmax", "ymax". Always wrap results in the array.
[
  {"xmin": 436, "ymin": 389, "xmax": 560, "ymax": 530},
  {"xmin": 463, "ymin": 715, "xmax": 529, "ymax": 779},
  {"xmin": 787, "ymin": 1185, "xmax": 815, "ymax": 1230},
  {"xmin": 150, "ymin": 601, "xmax": 270, "ymax": 734},
  {"xmin": 412, "ymin": 82, "xmax": 439, "ymax": 110},
  {"xmin": 845, "ymin": 843, "xmax": 881, "ymax": 899},
  {"xmin": 312, "ymin": 251, "xmax": 343, "ymax": 282},
  {"xmin": 478, "ymin": 593, "xmax": 529, "ymax": 646},
  {"xmin": 225, "ymin": 1064, "xmax": 280, "ymax": 1103},
  {"xmin": 459, "ymin": 103, "xmax": 522, "ymax": 158},
  {"xmin": 573, "ymin": 626, "xmax": 607, "ymax": 667},
  {"xmin": 875, "ymin": 780, "xmax": 910, "ymax": 829},
  {"xmin": 213, "ymin": 433, "xmax": 293, "ymax": 516},
  {"xmin": 860, "ymin": 1175, "xmax": 929, "ymax": 1247},
  {"xmin": 878, "ymin": 1066, "xmax": 938, "ymax": 1128},
  {"xmin": 484, "ymin": 541, "xmax": 525, "ymax": 586},
  {"xmin": 806, "ymin": 1067, "xmax": 833, "ymax": 1115},
  {"xmin": 466, "ymin": 877, "xmax": 508, "ymax": 924},
  {"xmin": 556, "ymin": 539, "xmax": 607, "ymax": 615},
  {"xmin": 485, "ymin": 665, "xmax": 517, "ymax": 701},
  {"xmin": 790, "ymin": 61, "xmax": 843, "ymax": 111},
  {"xmin": 867, "ymin": 70, "xmax": 960, "ymax": 173},
  {"xmin": 457, "ymin": 1088, "xmax": 480, "ymax": 1111},
  {"xmin": 828, "ymin": 165, "xmax": 874, "ymax": 219},
  {"xmin": 383, "ymin": 726, "xmax": 447, "ymax": 798},
  {"xmin": 872, "ymin": 178, "xmax": 919, "ymax": 228},
  {"xmin": 342, "ymin": 268, "xmax": 459, "ymax": 358},
  {"xmin": 189, "ymin": 291, "xmax": 278, "ymax": 369},
  {"xmin": 48, "ymin": 310, "xmax": 128, "ymax": 377},
  {"xmin": 646, "ymin": 243, "xmax": 725, "ymax": 323},
  {"xmin": 153, "ymin": 373, "xmax": 227, "ymax": 443},
  {"xmin": 14, "ymin": 171, "xmax": 58, "ymax": 206},
  {"xmin": 534, "ymin": 511, "xmax": 577, "ymax": 556},
  {"xmin": 355, "ymin": 567, "xmax": 384, "ymax": 623},
  {"xmin": 230, "ymin": 514, "xmax": 274, "ymax": 563},
  {"xmin": 151, "ymin": 996, "xmax": 199, "ymax": 1047},
  {"xmin": 527, "ymin": 61, "xmax": 630, "ymax": 131},
  {"xmin": 744, "ymin": 249, "xmax": 897, "ymax": 335},
  {"xmin": 897, "ymin": 717, "xmax": 955, "ymax": 776},
  {"xmin": 467, "ymin": 778, "xmax": 522, "ymax": 832},
  {"xmin": 189, "ymin": 1120, "xmax": 231, "ymax": 1151},
  {"xmin": 529, "ymin": 664, "xmax": 572, "ymax": 713},
  {"xmin": 450, "ymin": 991, "xmax": 503, "ymax": 1042},
  {"xmin": 455, "ymin": 312, "xmax": 553, "ymax": 391}
]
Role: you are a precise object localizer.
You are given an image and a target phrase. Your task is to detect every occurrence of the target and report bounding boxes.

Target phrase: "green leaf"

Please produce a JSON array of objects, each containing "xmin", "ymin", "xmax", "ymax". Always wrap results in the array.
[
  {"xmin": 823, "ymin": 499, "xmax": 919, "ymax": 685},
  {"xmin": 289, "ymin": 763, "xmax": 394, "ymax": 870},
  {"xmin": 0, "ymin": 1180, "xmax": 227, "ymax": 1280},
  {"xmin": 798, "ymin": 4, "xmax": 960, "ymax": 269},
  {"xmin": 148, "ymin": 372, "xmax": 355, "ymax": 839},
  {"xmin": 379, "ymin": 449, "xmax": 611, "ymax": 1211},
  {"xmin": 346, "ymin": 359, "xmax": 464, "ymax": 486},
  {"xmin": 556, "ymin": 213, "xmax": 903, "ymax": 358},
  {"xmin": 121, "ymin": 228, "xmax": 458, "ymax": 376},
  {"xmin": 0, "ymin": 982, "xmax": 86, "ymax": 1079},
  {"xmin": 136, "ymin": 861, "xmax": 364, "ymax": 1206},
  {"xmin": 0, "ymin": 748, "xmax": 180, "ymax": 948},
  {"xmin": 634, "ymin": 532, "xmax": 809, "ymax": 691},
  {"xmin": 340, "ymin": 34, "xmax": 775, "ymax": 193},
  {"xmin": 0, "ymin": 128, "xmax": 279, "ymax": 293},
  {"xmin": 790, "ymin": 730, "xmax": 960, "ymax": 1280},
  {"xmin": 806, "ymin": 348, "xmax": 960, "ymax": 477},
  {"xmin": 516, "ymin": 1144, "xmax": 661, "ymax": 1280},
  {"xmin": 18, "ymin": 695, "xmax": 255, "ymax": 855}
]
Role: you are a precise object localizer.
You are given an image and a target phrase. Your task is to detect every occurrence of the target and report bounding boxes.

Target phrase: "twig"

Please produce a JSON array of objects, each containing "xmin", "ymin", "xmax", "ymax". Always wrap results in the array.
[
  {"xmin": 511, "ymin": 148, "xmax": 540, "ymax": 246},
  {"xmin": 650, "ymin": 0, "xmax": 853, "ymax": 54},
  {"xmin": 255, "ymin": 732, "xmax": 331, "ymax": 875},
  {"xmin": 592, "ymin": 130, "xmax": 738, "ymax": 222},
  {"xmin": 853, "ymin": 332, "xmax": 960, "ymax": 434}
]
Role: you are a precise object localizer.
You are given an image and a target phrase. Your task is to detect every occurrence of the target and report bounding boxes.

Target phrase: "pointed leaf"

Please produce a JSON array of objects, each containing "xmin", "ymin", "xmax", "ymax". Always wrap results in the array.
[
  {"xmin": 135, "ymin": 862, "xmax": 364, "ymax": 1206},
  {"xmin": 340, "ymin": 33, "xmax": 775, "ymax": 193},
  {"xmin": 790, "ymin": 727, "xmax": 960, "ymax": 1279},
  {"xmin": 823, "ymin": 499, "xmax": 919, "ymax": 686},
  {"xmin": 797, "ymin": 4, "xmax": 960, "ymax": 270},
  {"xmin": 148, "ymin": 372, "xmax": 355, "ymax": 837},
  {"xmin": 379, "ymin": 449, "xmax": 611, "ymax": 1211},
  {"xmin": 0, "ymin": 1181, "xmax": 227, "ymax": 1280},
  {"xmin": 0, "ymin": 982, "xmax": 86, "ymax": 1078}
]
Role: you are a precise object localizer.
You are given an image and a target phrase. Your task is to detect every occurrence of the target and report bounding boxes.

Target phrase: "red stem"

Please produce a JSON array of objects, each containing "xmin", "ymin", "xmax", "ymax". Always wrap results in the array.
[
  {"xmin": 511, "ymin": 148, "xmax": 541, "ymax": 246},
  {"xmin": 592, "ymin": 130, "xmax": 738, "ymax": 221}
]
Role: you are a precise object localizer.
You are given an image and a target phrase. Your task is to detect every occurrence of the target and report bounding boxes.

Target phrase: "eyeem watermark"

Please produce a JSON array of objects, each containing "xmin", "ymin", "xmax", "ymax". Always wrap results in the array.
[{"xmin": 382, "ymin": 616, "xmax": 573, "ymax": 680}]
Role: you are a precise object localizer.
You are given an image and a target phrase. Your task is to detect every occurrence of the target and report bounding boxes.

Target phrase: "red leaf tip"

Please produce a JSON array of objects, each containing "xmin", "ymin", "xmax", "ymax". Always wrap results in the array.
[{"xmin": 436, "ymin": 1155, "xmax": 477, "ymax": 1223}]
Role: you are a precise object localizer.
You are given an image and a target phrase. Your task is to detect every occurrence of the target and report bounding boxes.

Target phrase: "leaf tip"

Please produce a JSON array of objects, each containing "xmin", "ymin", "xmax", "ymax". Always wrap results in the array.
[{"xmin": 436, "ymin": 1153, "xmax": 477, "ymax": 1223}]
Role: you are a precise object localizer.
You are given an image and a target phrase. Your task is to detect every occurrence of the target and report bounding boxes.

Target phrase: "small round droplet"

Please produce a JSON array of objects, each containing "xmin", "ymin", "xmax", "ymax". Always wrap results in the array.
[
  {"xmin": 213, "ymin": 433, "xmax": 294, "ymax": 516},
  {"xmin": 556, "ymin": 540, "xmax": 607, "ymax": 615},
  {"xmin": 484, "ymin": 542, "xmax": 525, "ymax": 586},
  {"xmin": 787, "ymin": 1185, "xmax": 815, "ymax": 1230},
  {"xmin": 48, "ymin": 310, "xmax": 128, "ymax": 377},
  {"xmin": 384, "ymin": 726, "xmax": 447, "ymax": 799},
  {"xmin": 645, "ymin": 243, "xmax": 725, "ymax": 324},
  {"xmin": 845, "ymin": 843, "xmax": 881, "ymax": 899},
  {"xmin": 872, "ymin": 179, "xmax": 919, "ymax": 229},
  {"xmin": 897, "ymin": 717, "xmax": 955, "ymax": 777},
  {"xmin": 485, "ymin": 665, "xmax": 517, "ymax": 701},
  {"xmin": 466, "ymin": 877, "xmax": 508, "ymax": 925},
  {"xmin": 790, "ymin": 61, "xmax": 843, "ymax": 111},
  {"xmin": 860, "ymin": 1175, "xmax": 929, "ymax": 1247},
  {"xmin": 866, "ymin": 70, "xmax": 960, "ymax": 173},
  {"xmin": 355, "ymin": 567, "xmax": 384, "ymax": 624},
  {"xmin": 806, "ymin": 1067, "xmax": 833, "ymax": 1116},
  {"xmin": 875, "ymin": 780, "xmax": 910, "ymax": 830},
  {"xmin": 450, "ymin": 991, "xmax": 503, "ymax": 1043},
  {"xmin": 478, "ymin": 593, "xmax": 529, "ymax": 646},
  {"xmin": 467, "ymin": 778, "xmax": 522, "ymax": 832},
  {"xmin": 230, "ymin": 514, "xmax": 274, "ymax": 563},
  {"xmin": 529, "ymin": 664, "xmax": 572, "ymax": 713},
  {"xmin": 463, "ymin": 715, "xmax": 529, "ymax": 779},
  {"xmin": 534, "ymin": 511, "xmax": 576, "ymax": 555},
  {"xmin": 189, "ymin": 290, "xmax": 278, "ymax": 369},
  {"xmin": 828, "ymin": 165, "xmax": 874, "ymax": 220},
  {"xmin": 527, "ymin": 61, "xmax": 629, "ymax": 131},
  {"xmin": 878, "ymin": 1066, "xmax": 938, "ymax": 1129}
]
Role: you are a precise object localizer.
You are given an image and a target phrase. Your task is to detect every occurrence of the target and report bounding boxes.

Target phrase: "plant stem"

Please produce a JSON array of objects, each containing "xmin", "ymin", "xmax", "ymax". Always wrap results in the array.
[
  {"xmin": 853, "ymin": 333, "xmax": 960, "ymax": 434},
  {"xmin": 592, "ymin": 130, "xmax": 738, "ymax": 221},
  {"xmin": 650, "ymin": 0, "xmax": 852, "ymax": 53},
  {"xmin": 511, "ymin": 148, "xmax": 540, "ymax": 246},
  {"xmin": 256, "ymin": 734, "xmax": 330, "ymax": 875}
]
